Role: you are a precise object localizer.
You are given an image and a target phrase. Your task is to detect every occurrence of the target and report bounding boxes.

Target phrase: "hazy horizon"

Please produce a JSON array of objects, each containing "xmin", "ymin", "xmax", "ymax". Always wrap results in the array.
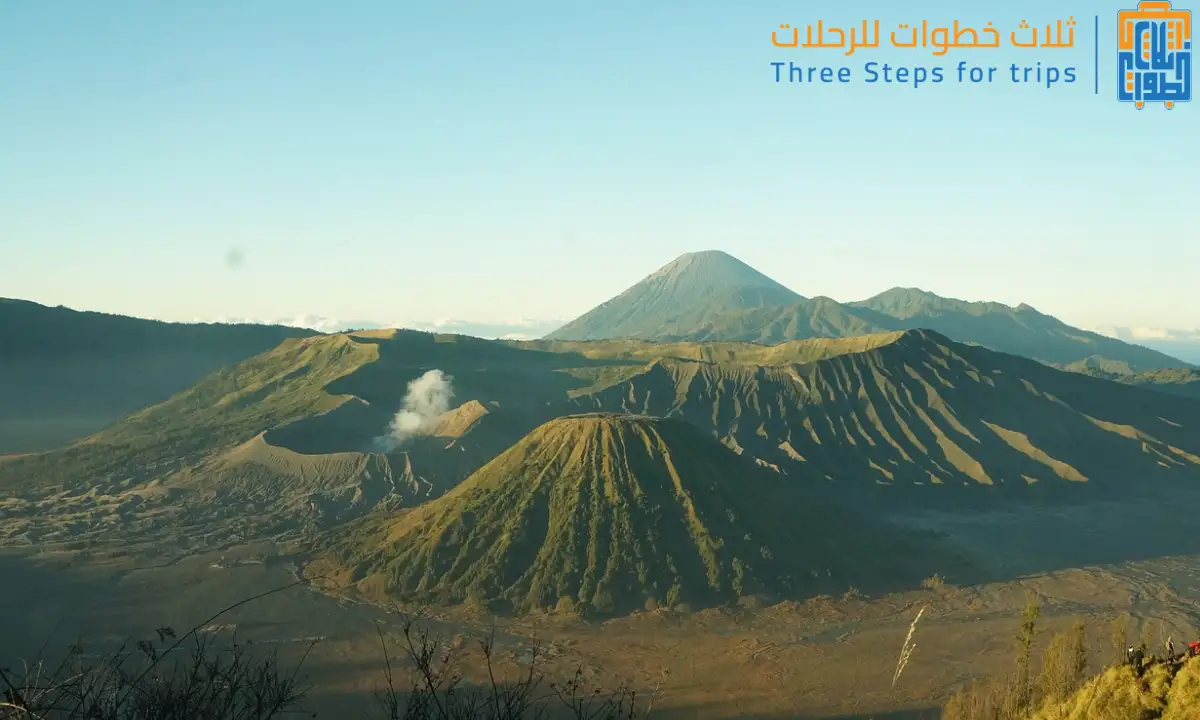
[
  {"xmin": 7, "ymin": 269, "xmax": 1200, "ymax": 366},
  {"xmin": 3, "ymin": 1, "xmax": 1197, "ymax": 340}
]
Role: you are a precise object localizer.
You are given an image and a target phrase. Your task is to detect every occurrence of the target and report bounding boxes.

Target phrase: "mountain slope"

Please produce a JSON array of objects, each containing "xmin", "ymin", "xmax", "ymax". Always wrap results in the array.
[
  {"xmin": 544, "ymin": 252, "xmax": 1191, "ymax": 371},
  {"xmin": 849, "ymin": 288, "xmax": 1190, "ymax": 371},
  {"xmin": 7, "ymin": 327, "xmax": 1198, "ymax": 549},
  {"xmin": 0, "ymin": 329, "xmax": 560, "ymax": 499},
  {"xmin": 545, "ymin": 251, "xmax": 802, "ymax": 341},
  {"xmin": 0, "ymin": 333, "xmax": 379, "ymax": 496},
  {"xmin": 673, "ymin": 296, "xmax": 892, "ymax": 343},
  {"xmin": 1067, "ymin": 366, "xmax": 1200, "ymax": 401},
  {"xmin": 0, "ymin": 298, "xmax": 319, "ymax": 453},
  {"xmin": 563, "ymin": 330, "xmax": 1200, "ymax": 504},
  {"xmin": 1016, "ymin": 656, "xmax": 1200, "ymax": 720},
  {"xmin": 314, "ymin": 413, "xmax": 965, "ymax": 615},
  {"xmin": 668, "ymin": 291, "xmax": 1190, "ymax": 372}
]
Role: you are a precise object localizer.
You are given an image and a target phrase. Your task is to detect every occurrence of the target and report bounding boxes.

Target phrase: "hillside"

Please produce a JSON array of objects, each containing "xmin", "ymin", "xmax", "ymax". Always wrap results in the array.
[
  {"xmin": 5, "ymin": 327, "xmax": 1199, "ymax": 548},
  {"xmin": 545, "ymin": 253, "xmax": 1191, "ymax": 372},
  {"xmin": 560, "ymin": 330, "xmax": 1200, "ymax": 504},
  {"xmin": 1024, "ymin": 656, "xmax": 1200, "ymax": 720},
  {"xmin": 661, "ymin": 291, "xmax": 1191, "ymax": 372},
  {"xmin": 0, "ymin": 298, "xmax": 319, "ymax": 453},
  {"xmin": 850, "ymin": 288, "xmax": 1191, "ymax": 371},
  {"xmin": 0, "ymin": 330, "xmax": 594, "ymax": 543},
  {"xmin": 1068, "ymin": 366, "xmax": 1200, "ymax": 401},
  {"xmin": 545, "ymin": 251, "xmax": 802, "ymax": 341},
  {"xmin": 0, "ymin": 333, "xmax": 379, "ymax": 498},
  {"xmin": 312, "ymin": 413, "xmax": 964, "ymax": 615}
]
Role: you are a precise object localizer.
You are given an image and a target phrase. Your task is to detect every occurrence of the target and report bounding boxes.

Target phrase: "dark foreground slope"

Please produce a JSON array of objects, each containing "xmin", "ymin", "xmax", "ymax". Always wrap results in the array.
[
  {"xmin": 313, "ymin": 413, "xmax": 967, "ymax": 615},
  {"xmin": 0, "ymin": 298, "xmax": 318, "ymax": 452}
]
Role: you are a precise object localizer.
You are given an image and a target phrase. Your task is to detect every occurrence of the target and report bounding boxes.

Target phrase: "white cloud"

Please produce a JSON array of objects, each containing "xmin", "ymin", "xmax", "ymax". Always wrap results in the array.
[
  {"xmin": 195, "ymin": 314, "xmax": 566, "ymax": 340},
  {"xmin": 401, "ymin": 317, "xmax": 566, "ymax": 340},
  {"xmin": 1091, "ymin": 325, "xmax": 1200, "ymax": 342},
  {"xmin": 1089, "ymin": 325, "xmax": 1200, "ymax": 365}
]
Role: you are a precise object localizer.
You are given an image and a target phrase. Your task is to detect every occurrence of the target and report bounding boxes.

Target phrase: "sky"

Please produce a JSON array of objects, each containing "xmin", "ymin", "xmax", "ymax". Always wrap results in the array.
[{"xmin": 1, "ymin": 0, "xmax": 1197, "ymax": 342}]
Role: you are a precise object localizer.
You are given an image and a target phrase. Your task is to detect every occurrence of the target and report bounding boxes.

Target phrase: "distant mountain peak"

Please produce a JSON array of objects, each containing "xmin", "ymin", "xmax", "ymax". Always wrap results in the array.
[
  {"xmin": 852, "ymin": 287, "xmax": 1019, "ymax": 319},
  {"xmin": 545, "ymin": 253, "xmax": 1192, "ymax": 370},
  {"xmin": 880, "ymin": 287, "xmax": 941, "ymax": 298},
  {"xmin": 670, "ymin": 249, "xmax": 738, "ymax": 262},
  {"xmin": 645, "ymin": 250, "xmax": 791, "ymax": 288},
  {"xmin": 863, "ymin": 287, "xmax": 946, "ymax": 305},
  {"xmin": 545, "ymin": 251, "xmax": 803, "ymax": 341}
]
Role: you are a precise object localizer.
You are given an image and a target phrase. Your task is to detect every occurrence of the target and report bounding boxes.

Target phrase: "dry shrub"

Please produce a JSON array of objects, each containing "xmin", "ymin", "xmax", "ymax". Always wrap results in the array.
[
  {"xmin": 892, "ymin": 606, "xmax": 925, "ymax": 691},
  {"xmin": 941, "ymin": 673, "xmax": 1022, "ymax": 720},
  {"xmin": 1162, "ymin": 657, "xmax": 1200, "ymax": 720},
  {"xmin": 2, "ymin": 582, "xmax": 667, "ymax": 720},
  {"xmin": 1106, "ymin": 615, "xmax": 1130, "ymax": 668},
  {"xmin": 948, "ymin": 639, "xmax": 1200, "ymax": 720},
  {"xmin": 1026, "ymin": 662, "xmax": 1172, "ymax": 720},
  {"xmin": 1036, "ymin": 621, "xmax": 1088, "ymax": 704},
  {"xmin": 941, "ymin": 604, "xmax": 1095, "ymax": 720},
  {"xmin": 922, "ymin": 575, "xmax": 947, "ymax": 592},
  {"xmin": 374, "ymin": 612, "xmax": 660, "ymax": 720},
  {"xmin": 0, "ymin": 629, "xmax": 310, "ymax": 720}
]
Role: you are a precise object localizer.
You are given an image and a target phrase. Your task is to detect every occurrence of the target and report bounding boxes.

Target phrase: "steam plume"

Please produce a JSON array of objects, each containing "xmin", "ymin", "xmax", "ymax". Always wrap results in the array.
[{"xmin": 372, "ymin": 370, "xmax": 454, "ymax": 451}]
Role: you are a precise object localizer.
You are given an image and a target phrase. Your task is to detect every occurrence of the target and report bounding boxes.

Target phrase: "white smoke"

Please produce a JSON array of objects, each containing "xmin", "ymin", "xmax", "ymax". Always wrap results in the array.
[{"xmin": 372, "ymin": 370, "xmax": 455, "ymax": 452}]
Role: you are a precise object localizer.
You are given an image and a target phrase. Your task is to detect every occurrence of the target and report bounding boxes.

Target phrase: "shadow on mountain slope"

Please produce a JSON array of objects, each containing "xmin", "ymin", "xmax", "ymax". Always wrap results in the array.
[
  {"xmin": 311, "ymin": 414, "xmax": 978, "ymax": 616},
  {"xmin": 6, "ymin": 329, "xmax": 1200, "ymax": 593},
  {"xmin": 569, "ymin": 331, "xmax": 1200, "ymax": 510}
]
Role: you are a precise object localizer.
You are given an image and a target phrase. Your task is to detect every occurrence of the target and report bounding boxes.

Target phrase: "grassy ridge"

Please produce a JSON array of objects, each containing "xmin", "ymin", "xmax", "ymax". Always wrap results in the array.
[
  {"xmin": 1023, "ymin": 657, "xmax": 1200, "ymax": 719},
  {"xmin": 566, "ymin": 330, "xmax": 1200, "ymax": 502},
  {"xmin": 0, "ymin": 298, "xmax": 319, "ymax": 452},
  {"xmin": 0, "ymin": 335, "xmax": 378, "ymax": 494},
  {"xmin": 6, "ymin": 328, "xmax": 1199, "ymax": 519}
]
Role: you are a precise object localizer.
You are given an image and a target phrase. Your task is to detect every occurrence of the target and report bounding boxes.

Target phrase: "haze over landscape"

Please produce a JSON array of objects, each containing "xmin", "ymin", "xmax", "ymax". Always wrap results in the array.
[
  {"xmin": 5, "ymin": 247, "xmax": 1200, "ymax": 717},
  {"xmin": 4, "ymin": 2, "xmax": 1200, "ymax": 349},
  {"xmin": 4, "ymin": 2, "xmax": 1200, "ymax": 719}
]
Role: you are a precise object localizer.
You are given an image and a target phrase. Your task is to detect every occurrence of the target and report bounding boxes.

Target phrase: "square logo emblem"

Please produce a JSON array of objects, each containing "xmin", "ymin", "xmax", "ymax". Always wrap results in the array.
[{"xmin": 1118, "ymin": 1, "xmax": 1192, "ymax": 108}]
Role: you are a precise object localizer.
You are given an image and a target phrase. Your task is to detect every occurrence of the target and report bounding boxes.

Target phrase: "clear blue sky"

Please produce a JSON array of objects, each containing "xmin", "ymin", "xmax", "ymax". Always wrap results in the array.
[{"xmin": 1, "ymin": 0, "xmax": 1196, "ymax": 335}]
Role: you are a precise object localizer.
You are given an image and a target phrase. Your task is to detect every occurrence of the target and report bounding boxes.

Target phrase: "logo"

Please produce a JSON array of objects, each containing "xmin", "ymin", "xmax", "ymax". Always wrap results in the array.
[{"xmin": 1117, "ymin": 1, "xmax": 1192, "ymax": 108}]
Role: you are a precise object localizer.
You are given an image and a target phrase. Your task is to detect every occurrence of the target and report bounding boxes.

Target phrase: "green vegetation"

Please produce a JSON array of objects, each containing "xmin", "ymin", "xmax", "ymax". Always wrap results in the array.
[
  {"xmin": 313, "ymin": 413, "xmax": 964, "ymax": 616},
  {"xmin": 0, "ymin": 334, "xmax": 377, "ymax": 494},
  {"xmin": 522, "ymin": 330, "xmax": 907, "ymax": 367},
  {"xmin": 0, "ymin": 297, "xmax": 318, "ymax": 452},
  {"xmin": 1022, "ymin": 658, "xmax": 1200, "ymax": 720},
  {"xmin": 943, "ymin": 604, "xmax": 1200, "ymax": 720},
  {"xmin": 942, "ymin": 599, "xmax": 1087, "ymax": 720},
  {"xmin": 7, "ymin": 325, "xmax": 1200, "ymax": 534}
]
